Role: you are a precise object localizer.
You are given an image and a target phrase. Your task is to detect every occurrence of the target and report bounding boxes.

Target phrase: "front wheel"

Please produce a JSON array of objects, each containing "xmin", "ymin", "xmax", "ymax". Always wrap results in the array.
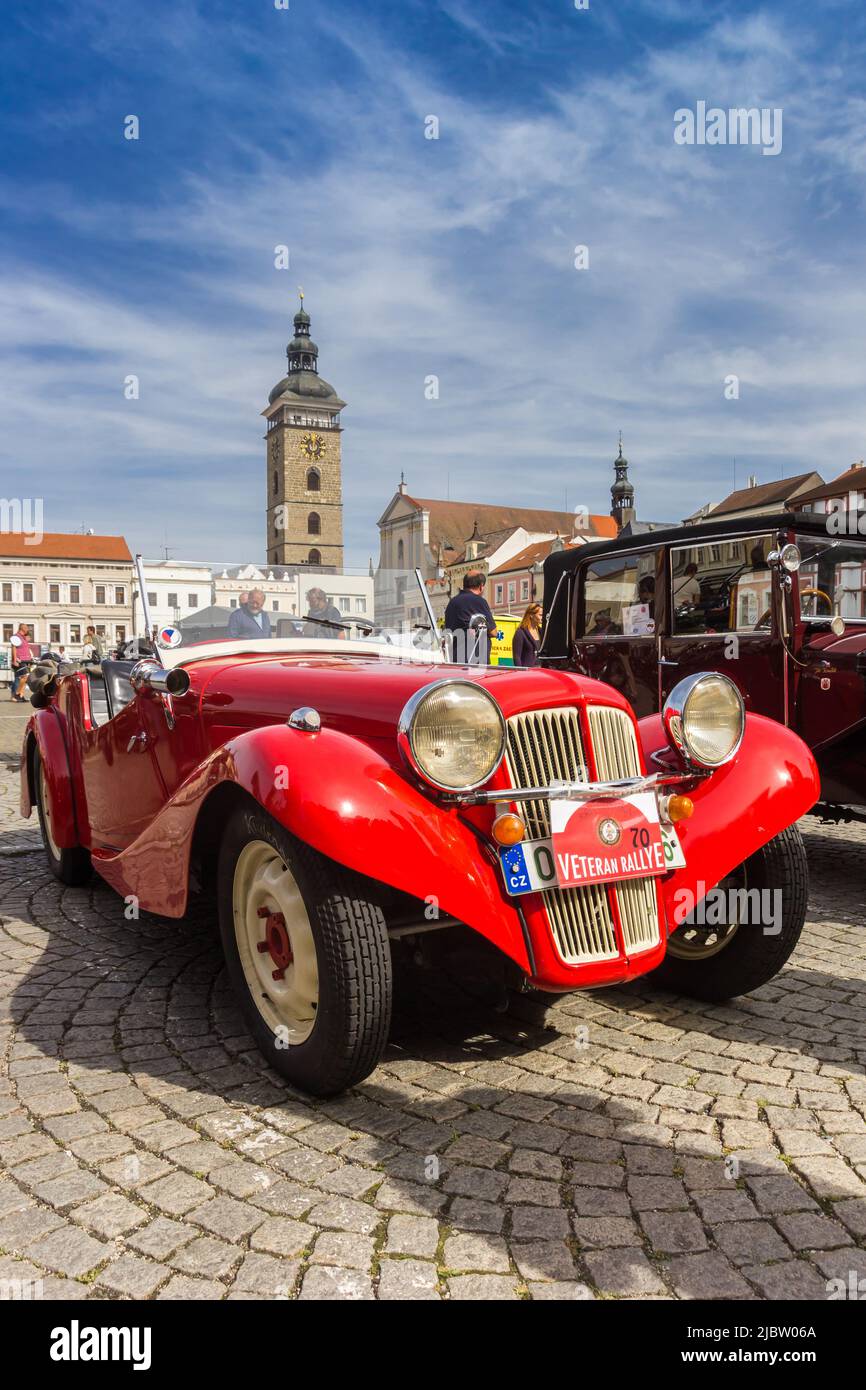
[
  {"xmin": 650, "ymin": 826, "xmax": 808, "ymax": 1001},
  {"xmin": 217, "ymin": 804, "xmax": 392, "ymax": 1096},
  {"xmin": 34, "ymin": 747, "xmax": 91, "ymax": 886}
]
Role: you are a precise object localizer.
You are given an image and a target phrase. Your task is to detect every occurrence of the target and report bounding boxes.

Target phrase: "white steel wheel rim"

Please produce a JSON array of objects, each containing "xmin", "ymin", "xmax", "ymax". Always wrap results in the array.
[
  {"xmin": 39, "ymin": 762, "xmax": 61, "ymax": 860},
  {"xmin": 232, "ymin": 840, "xmax": 319, "ymax": 1046}
]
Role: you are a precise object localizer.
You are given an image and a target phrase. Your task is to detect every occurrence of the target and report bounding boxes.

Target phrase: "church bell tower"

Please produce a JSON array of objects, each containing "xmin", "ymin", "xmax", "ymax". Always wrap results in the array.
[{"xmin": 263, "ymin": 294, "xmax": 346, "ymax": 568}]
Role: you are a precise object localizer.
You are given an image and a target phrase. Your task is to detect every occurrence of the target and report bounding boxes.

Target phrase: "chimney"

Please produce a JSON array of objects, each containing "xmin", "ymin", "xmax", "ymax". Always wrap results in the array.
[{"xmin": 748, "ymin": 475, "xmax": 758, "ymax": 489}]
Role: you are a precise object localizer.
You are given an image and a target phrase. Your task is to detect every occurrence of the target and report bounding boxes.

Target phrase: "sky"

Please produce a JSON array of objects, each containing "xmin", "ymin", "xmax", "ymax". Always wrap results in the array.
[{"xmin": 2, "ymin": 0, "xmax": 866, "ymax": 569}]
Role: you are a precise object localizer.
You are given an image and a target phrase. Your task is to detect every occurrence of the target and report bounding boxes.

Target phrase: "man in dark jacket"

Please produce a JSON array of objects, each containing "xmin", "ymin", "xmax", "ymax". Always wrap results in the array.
[
  {"xmin": 444, "ymin": 572, "xmax": 496, "ymax": 664},
  {"xmin": 227, "ymin": 587, "xmax": 272, "ymax": 638}
]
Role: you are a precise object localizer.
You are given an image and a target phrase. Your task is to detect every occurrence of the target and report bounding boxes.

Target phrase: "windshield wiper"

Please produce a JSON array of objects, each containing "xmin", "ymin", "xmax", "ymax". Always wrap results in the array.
[{"xmin": 300, "ymin": 614, "xmax": 374, "ymax": 634}]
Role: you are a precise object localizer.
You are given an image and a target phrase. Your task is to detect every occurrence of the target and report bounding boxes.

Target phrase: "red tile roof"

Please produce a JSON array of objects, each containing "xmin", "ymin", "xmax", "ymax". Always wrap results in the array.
[
  {"xmin": 0, "ymin": 532, "xmax": 132, "ymax": 561},
  {"xmin": 791, "ymin": 465, "xmax": 866, "ymax": 506},
  {"xmin": 709, "ymin": 473, "xmax": 821, "ymax": 517},
  {"xmin": 402, "ymin": 495, "xmax": 616, "ymax": 550},
  {"xmin": 489, "ymin": 537, "xmax": 581, "ymax": 575}
]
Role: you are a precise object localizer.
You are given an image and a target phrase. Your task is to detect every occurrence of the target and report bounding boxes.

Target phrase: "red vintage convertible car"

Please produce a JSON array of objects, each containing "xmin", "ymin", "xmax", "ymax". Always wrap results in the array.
[{"xmin": 21, "ymin": 568, "xmax": 819, "ymax": 1095}]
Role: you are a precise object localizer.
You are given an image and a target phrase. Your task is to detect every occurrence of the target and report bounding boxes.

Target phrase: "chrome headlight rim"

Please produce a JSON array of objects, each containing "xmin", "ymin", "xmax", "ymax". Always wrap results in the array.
[
  {"xmin": 662, "ymin": 671, "xmax": 745, "ymax": 770},
  {"xmin": 397, "ymin": 678, "xmax": 507, "ymax": 793}
]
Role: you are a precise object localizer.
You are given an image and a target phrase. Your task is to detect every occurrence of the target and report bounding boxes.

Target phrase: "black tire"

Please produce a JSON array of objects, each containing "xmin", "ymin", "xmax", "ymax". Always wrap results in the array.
[
  {"xmin": 217, "ymin": 802, "xmax": 392, "ymax": 1096},
  {"xmin": 650, "ymin": 826, "xmax": 808, "ymax": 1001},
  {"xmin": 33, "ymin": 747, "xmax": 92, "ymax": 886}
]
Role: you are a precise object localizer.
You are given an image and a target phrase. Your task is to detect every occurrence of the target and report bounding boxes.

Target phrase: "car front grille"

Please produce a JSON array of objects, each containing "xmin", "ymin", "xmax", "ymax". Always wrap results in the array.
[{"xmin": 504, "ymin": 704, "xmax": 661, "ymax": 966}]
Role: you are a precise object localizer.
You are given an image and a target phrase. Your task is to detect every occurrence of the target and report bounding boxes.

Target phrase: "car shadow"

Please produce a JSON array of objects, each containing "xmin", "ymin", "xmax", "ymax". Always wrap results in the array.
[{"xmin": 4, "ymin": 831, "xmax": 864, "ymax": 1299}]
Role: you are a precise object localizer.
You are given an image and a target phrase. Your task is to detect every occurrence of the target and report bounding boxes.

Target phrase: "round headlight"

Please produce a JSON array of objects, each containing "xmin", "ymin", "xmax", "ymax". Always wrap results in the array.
[
  {"xmin": 398, "ymin": 680, "xmax": 506, "ymax": 791},
  {"xmin": 663, "ymin": 672, "xmax": 745, "ymax": 769}
]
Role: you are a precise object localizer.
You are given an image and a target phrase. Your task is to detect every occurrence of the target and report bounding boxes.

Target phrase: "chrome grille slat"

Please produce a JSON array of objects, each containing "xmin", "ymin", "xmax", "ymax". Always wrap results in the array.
[{"xmin": 504, "ymin": 704, "xmax": 661, "ymax": 966}]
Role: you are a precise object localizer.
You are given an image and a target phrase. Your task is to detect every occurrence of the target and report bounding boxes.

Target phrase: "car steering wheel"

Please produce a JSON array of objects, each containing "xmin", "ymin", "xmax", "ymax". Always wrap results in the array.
[{"xmin": 799, "ymin": 586, "xmax": 833, "ymax": 617}]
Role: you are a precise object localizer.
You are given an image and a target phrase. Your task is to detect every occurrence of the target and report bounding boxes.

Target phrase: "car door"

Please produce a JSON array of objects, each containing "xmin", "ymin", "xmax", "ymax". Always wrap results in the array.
[
  {"xmin": 80, "ymin": 694, "xmax": 170, "ymax": 849},
  {"xmin": 571, "ymin": 548, "xmax": 662, "ymax": 719},
  {"xmin": 658, "ymin": 533, "xmax": 787, "ymax": 721}
]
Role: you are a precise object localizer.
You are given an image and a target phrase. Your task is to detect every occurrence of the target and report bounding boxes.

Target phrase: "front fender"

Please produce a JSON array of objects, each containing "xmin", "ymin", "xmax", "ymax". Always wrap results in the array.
[
  {"xmin": 638, "ymin": 712, "xmax": 820, "ymax": 928},
  {"xmin": 90, "ymin": 724, "xmax": 532, "ymax": 973},
  {"xmin": 20, "ymin": 708, "xmax": 81, "ymax": 849}
]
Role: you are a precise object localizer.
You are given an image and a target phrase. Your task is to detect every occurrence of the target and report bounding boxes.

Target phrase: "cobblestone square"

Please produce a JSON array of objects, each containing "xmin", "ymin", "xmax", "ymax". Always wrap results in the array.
[{"xmin": 1, "ymin": 704, "xmax": 864, "ymax": 1301}]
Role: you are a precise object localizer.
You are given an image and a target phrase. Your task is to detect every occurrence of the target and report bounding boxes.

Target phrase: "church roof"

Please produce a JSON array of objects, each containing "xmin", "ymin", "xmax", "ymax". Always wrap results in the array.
[{"xmin": 393, "ymin": 495, "xmax": 616, "ymax": 550}]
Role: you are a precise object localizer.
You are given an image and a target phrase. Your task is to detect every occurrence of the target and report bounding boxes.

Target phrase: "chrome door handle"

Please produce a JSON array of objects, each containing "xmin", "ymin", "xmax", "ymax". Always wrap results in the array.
[
  {"xmin": 658, "ymin": 658, "xmax": 679, "ymax": 668},
  {"xmin": 126, "ymin": 732, "xmax": 149, "ymax": 752}
]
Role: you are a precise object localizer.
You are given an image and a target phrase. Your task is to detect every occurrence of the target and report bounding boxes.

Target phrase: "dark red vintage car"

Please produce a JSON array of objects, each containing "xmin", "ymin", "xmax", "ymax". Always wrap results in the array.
[
  {"xmin": 21, "ymin": 569, "xmax": 819, "ymax": 1095},
  {"xmin": 543, "ymin": 512, "xmax": 866, "ymax": 820}
]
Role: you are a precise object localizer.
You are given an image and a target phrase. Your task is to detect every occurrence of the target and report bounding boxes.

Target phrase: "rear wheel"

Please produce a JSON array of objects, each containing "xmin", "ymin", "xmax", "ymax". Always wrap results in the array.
[
  {"xmin": 650, "ymin": 826, "xmax": 808, "ymax": 1001},
  {"xmin": 34, "ymin": 748, "xmax": 91, "ymax": 886},
  {"xmin": 217, "ymin": 803, "xmax": 392, "ymax": 1096}
]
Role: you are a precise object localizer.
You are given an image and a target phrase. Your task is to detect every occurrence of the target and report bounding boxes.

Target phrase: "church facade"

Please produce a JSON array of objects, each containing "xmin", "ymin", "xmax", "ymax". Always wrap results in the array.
[{"xmin": 262, "ymin": 298, "xmax": 345, "ymax": 570}]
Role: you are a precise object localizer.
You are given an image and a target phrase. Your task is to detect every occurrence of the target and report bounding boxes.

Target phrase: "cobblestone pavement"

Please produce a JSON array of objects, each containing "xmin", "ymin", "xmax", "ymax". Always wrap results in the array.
[{"xmin": 1, "ymin": 750, "xmax": 865, "ymax": 1301}]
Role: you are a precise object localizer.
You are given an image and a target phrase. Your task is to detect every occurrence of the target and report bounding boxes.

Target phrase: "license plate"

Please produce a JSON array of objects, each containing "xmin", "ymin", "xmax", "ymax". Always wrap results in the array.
[{"xmin": 499, "ymin": 798, "xmax": 686, "ymax": 897}]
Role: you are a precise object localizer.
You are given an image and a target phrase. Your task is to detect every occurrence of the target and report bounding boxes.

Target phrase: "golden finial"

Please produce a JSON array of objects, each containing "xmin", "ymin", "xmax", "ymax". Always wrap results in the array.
[{"xmin": 298, "ymin": 286, "xmax": 304, "ymax": 304}]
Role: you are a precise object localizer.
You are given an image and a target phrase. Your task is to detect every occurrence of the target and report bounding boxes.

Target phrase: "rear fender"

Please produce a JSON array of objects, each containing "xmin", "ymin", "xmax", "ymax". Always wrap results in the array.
[
  {"xmin": 91, "ymin": 724, "xmax": 531, "ymax": 972},
  {"xmin": 638, "ymin": 713, "xmax": 820, "ymax": 928},
  {"xmin": 20, "ymin": 709, "xmax": 81, "ymax": 849}
]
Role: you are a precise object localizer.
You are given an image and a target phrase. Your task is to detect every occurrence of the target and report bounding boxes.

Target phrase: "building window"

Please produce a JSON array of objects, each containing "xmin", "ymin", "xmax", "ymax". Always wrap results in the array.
[
  {"xmin": 23, "ymin": 583, "xmax": 34, "ymax": 602},
  {"xmin": 495, "ymin": 584, "xmax": 503, "ymax": 604},
  {"xmin": 508, "ymin": 581, "xmax": 516, "ymax": 604},
  {"xmin": 49, "ymin": 584, "xmax": 60, "ymax": 603},
  {"xmin": 96, "ymin": 625, "xmax": 106, "ymax": 638},
  {"xmin": 95, "ymin": 585, "xmax": 106, "ymax": 604},
  {"xmin": 397, "ymin": 539, "xmax": 405, "ymax": 567},
  {"xmin": 115, "ymin": 586, "xmax": 125, "ymax": 604},
  {"xmin": 1, "ymin": 583, "xmax": 11, "ymax": 602},
  {"xmin": 70, "ymin": 584, "xmax": 80, "ymax": 603},
  {"xmin": 521, "ymin": 579, "xmax": 529, "ymax": 601},
  {"xmin": 272, "ymin": 601, "xmax": 279, "ymax": 611},
  {"xmin": 230, "ymin": 599, "xmax": 237, "ymax": 608},
  {"xmin": 355, "ymin": 596, "xmax": 366, "ymax": 613},
  {"xmin": 308, "ymin": 512, "xmax": 321, "ymax": 535},
  {"xmin": 306, "ymin": 468, "xmax": 320, "ymax": 491},
  {"xmin": 3, "ymin": 623, "xmax": 14, "ymax": 642},
  {"xmin": 273, "ymin": 470, "xmax": 279, "ymax": 495},
  {"xmin": 338, "ymin": 596, "xmax": 350, "ymax": 612},
  {"xmin": 188, "ymin": 594, "xmax": 198, "ymax": 608},
  {"xmin": 69, "ymin": 624, "xmax": 81, "ymax": 643},
  {"xmin": 147, "ymin": 591, "xmax": 157, "ymax": 607},
  {"xmin": 49, "ymin": 624, "xmax": 61, "ymax": 643},
  {"xmin": 116, "ymin": 626, "xmax": 126, "ymax": 643},
  {"xmin": 308, "ymin": 549, "xmax": 321, "ymax": 565},
  {"xmin": 167, "ymin": 592, "xmax": 178, "ymax": 608}
]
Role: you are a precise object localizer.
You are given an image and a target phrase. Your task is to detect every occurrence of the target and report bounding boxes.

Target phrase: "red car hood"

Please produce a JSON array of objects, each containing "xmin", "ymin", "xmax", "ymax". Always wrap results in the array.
[{"xmin": 191, "ymin": 651, "xmax": 629, "ymax": 755}]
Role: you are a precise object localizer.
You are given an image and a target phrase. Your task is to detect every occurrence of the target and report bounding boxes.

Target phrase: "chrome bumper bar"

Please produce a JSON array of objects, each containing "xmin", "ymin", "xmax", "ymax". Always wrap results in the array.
[{"xmin": 455, "ymin": 770, "xmax": 705, "ymax": 806}]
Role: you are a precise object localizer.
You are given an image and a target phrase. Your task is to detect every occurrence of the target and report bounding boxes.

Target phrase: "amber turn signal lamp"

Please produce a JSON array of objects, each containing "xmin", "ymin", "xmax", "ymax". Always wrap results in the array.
[
  {"xmin": 492, "ymin": 812, "xmax": 526, "ymax": 846},
  {"xmin": 666, "ymin": 795, "xmax": 694, "ymax": 823}
]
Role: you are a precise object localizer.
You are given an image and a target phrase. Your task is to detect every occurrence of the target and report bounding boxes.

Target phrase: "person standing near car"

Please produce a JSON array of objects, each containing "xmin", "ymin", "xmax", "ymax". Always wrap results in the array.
[
  {"xmin": 227, "ymin": 587, "xmax": 271, "ymax": 638},
  {"xmin": 444, "ymin": 572, "xmax": 497, "ymax": 664},
  {"xmin": 82, "ymin": 625, "xmax": 104, "ymax": 664},
  {"xmin": 512, "ymin": 603, "xmax": 542, "ymax": 667},
  {"xmin": 10, "ymin": 623, "xmax": 33, "ymax": 702},
  {"xmin": 303, "ymin": 587, "xmax": 345, "ymax": 639}
]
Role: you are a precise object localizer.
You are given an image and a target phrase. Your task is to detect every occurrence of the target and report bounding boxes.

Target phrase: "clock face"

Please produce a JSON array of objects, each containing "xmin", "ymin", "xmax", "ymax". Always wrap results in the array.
[{"xmin": 302, "ymin": 431, "xmax": 325, "ymax": 460}]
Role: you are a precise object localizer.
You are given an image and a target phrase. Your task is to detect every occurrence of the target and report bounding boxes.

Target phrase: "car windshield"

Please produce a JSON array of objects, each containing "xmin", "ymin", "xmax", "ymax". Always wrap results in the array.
[
  {"xmin": 795, "ymin": 535, "xmax": 866, "ymax": 622},
  {"xmin": 127, "ymin": 564, "xmax": 444, "ymax": 660}
]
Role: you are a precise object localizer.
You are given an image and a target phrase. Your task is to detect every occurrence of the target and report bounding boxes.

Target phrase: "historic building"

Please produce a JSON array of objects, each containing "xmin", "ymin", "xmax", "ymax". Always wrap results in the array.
[
  {"xmin": 263, "ymin": 296, "xmax": 345, "ymax": 569},
  {"xmin": 375, "ymin": 478, "xmax": 616, "ymax": 628},
  {"xmin": 0, "ymin": 532, "xmax": 133, "ymax": 676}
]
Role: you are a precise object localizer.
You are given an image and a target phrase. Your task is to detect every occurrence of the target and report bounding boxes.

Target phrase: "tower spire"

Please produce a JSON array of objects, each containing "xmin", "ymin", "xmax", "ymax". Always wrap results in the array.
[{"xmin": 611, "ymin": 433, "xmax": 636, "ymax": 532}]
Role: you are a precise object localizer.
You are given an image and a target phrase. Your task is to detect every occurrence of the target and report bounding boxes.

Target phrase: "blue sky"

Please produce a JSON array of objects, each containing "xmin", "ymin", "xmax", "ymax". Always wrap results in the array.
[{"xmin": 2, "ymin": 0, "xmax": 866, "ymax": 567}]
